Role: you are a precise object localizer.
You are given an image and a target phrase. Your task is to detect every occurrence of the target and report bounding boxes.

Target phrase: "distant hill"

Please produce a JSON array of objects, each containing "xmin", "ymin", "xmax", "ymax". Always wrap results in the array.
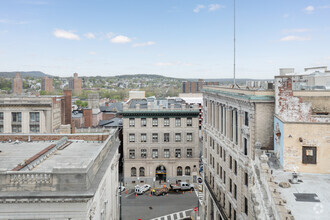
[{"xmin": 0, "ymin": 71, "xmax": 51, "ymax": 78}]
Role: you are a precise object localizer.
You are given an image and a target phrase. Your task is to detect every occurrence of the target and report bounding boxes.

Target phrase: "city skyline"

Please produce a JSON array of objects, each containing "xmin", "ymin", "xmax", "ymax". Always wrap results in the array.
[{"xmin": 0, "ymin": 0, "xmax": 329, "ymax": 78}]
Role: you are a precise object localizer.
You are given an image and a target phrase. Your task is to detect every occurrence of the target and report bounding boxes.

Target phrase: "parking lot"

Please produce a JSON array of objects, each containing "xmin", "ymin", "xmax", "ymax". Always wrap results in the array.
[{"xmin": 121, "ymin": 189, "xmax": 199, "ymax": 220}]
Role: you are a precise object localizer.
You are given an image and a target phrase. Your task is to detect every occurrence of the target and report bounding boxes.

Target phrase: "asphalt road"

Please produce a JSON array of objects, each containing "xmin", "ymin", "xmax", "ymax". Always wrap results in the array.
[{"xmin": 121, "ymin": 190, "xmax": 199, "ymax": 220}]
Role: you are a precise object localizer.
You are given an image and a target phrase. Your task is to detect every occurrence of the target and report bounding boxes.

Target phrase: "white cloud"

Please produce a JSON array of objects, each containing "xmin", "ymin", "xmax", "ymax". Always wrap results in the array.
[
  {"xmin": 280, "ymin": 35, "xmax": 311, "ymax": 41},
  {"xmin": 193, "ymin": 5, "xmax": 205, "ymax": 13},
  {"xmin": 304, "ymin": 5, "xmax": 314, "ymax": 13},
  {"xmin": 110, "ymin": 35, "xmax": 132, "ymax": 44},
  {"xmin": 89, "ymin": 51, "xmax": 97, "ymax": 55},
  {"xmin": 319, "ymin": 5, "xmax": 330, "ymax": 9},
  {"xmin": 282, "ymin": 28, "xmax": 311, "ymax": 34},
  {"xmin": 208, "ymin": 4, "xmax": 225, "ymax": 11},
  {"xmin": 283, "ymin": 14, "xmax": 290, "ymax": 18},
  {"xmin": 53, "ymin": 29, "xmax": 80, "ymax": 40},
  {"xmin": 84, "ymin": 32, "xmax": 95, "ymax": 39},
  {"xmin": 132, "ymin": 41, "xmax": 155, "ymax": 47}
]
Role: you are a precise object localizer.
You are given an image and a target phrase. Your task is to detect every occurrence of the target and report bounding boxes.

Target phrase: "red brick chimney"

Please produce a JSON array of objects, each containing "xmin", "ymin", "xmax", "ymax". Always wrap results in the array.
[
  {"xmin": 63, "ymin": 89, "xmax": 72, "ymax": 125},
  {"xmin": 83, "ymin": 108, "xmax": 92, "ymax": 127}
]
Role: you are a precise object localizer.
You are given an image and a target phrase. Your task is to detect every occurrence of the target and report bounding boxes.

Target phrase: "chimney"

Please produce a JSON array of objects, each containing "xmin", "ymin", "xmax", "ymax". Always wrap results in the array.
[
  {"xmin": 63, "ymin": 89, "xmax": 72, "ymax": 125},
  {"xmin": 83, "ymin": 108, "xmax": 93, "ymax": 127},
  {"xmin": 105, "ymin": 102, "xmax": 109, "ymax": 107}
]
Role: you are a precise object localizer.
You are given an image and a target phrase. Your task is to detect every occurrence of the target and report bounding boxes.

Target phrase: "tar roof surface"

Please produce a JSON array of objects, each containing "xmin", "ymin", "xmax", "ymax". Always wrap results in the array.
[{"xmin": 272, "ymin": 169, "xmax": 330, "ymax": 220}]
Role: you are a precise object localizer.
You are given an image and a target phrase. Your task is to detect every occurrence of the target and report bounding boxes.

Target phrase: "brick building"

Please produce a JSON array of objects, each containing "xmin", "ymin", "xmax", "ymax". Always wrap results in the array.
[
  {"xmin": 182, "ymin": 79, "xmax": 220, "ymax": 93},
  {"xmin": 12, "ymin": 73, "xmax": 23, "ymax": 95},
  {"xmin": 69, "ymin": 73, "xmax": 82, "ymax": 94},
  {"xmin": 41, "ymin": 76, "xmax": 53, "ymax": 93}
]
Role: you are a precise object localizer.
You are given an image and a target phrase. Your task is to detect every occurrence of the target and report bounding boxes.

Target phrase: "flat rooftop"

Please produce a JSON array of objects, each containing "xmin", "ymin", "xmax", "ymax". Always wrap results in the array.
[
  {"xmin": 272, "ymin": 169, "xmax": 330, "ymax": 220},
  {"xmin": 0, "ymin": 140, "xmax": 104, "ymax": 172}
]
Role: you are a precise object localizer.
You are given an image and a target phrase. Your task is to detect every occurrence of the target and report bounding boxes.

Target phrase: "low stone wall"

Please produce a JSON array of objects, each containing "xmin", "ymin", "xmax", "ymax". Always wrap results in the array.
[{"xmin": 0, "ymin": 133, "xmax": 109, "ymax": 142}]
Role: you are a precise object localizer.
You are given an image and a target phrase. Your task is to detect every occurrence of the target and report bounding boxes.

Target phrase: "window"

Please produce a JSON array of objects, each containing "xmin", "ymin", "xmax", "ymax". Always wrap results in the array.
[
  {"xmin": 229, "ymin": 156, "xmax": 232, "ymax": 169},
  {"xmin": 164, "ymin": 133, "xmax": 170, "ymax": 142},
  {"xmin": 220, "ymin": 146, "xmax": 223, "ymax": 158},
  {"xmin": 302, "ymin": 146, "xmax": 317, "ymax": 164},
  {"xmin": 245, "ymin": 112, "xmax": 249, "ymax": 126},
  {"xmin": 245, "ymin": 197, "xmax": 248, "ymax": 215},
  {"xmin": 141, "ymin": 118, "xmax": 146, "ymax": 127},
  {"xmin": 152, "ymin": 133, "xmax": 158, "ymax": 142},
  {"xmin": 217, "ymin": 144, "xmax": 219, "ymax": 155},
  {"xmin": 187, "ymin": 149, "xmax": 192, "ymax": 158},
  {"xmin": 12, "ymin": 112, "xmax": 21, "ymax": 123},
  {"xmin": 29, "ymin": 112, "xmax": 39, "ymax": 122},
  {"xmin": 129, "ymin": 149, "xmax": 135, "ymax": 159},
  {"xmin": 152, "ymin": 149, "xmax": 158, "ymax": 158},
  {"xmin": 234, "ymin": 184, "xmax": 237, "ymax": 200},
  {"xmin": 223, "ymin": 150, "xmax": 226, "ymax": 162},
  {"xmin": 175, "ymin": 149, "xmax": 181, "ymax": 158},
  {"xmin": 131, "ymin": 167, "xmax": 136, "ymax": 177},
  {"xmin": 185, "ymin": 166, "xmax": 191, "ymax": 176},
  {"xmin": 0, "ymin": 112, "xmax": 3, "ymax": 133},
  {"xmin": 141, "ymin": 149, "xmax": 147, "ymax": 158},
  {"xmin": 234, "ymin": 160, "xmax": 237, "ymax": 175},
  {"xmin": 177, "ymin": 166, "xmax": 183, "ymax": 176},
  {"xmin": 175, "ymin": 118, "xmax": 181, "ymax": 127},
  {"xmin": 217, "ymin": 163, "xmax": 219, "ymax": 175},
  {"xmin": 129, "ymin": 134, "xmax": 135, "ymax": 142},
  {"xmin": 164, "ymin": 118, "xmax": 170, "ymax": 126},
  {"xmin": 12, "ymin": 125, "xmax": 22, "ymax": 133},
  {"xmin": 30, "ymin": 112, "xmax": 40, "ymax": 132},
  {"xmin": 230, "ymin": 178, "xmax": 232, "ymax": 193},
  {"xmin": 220, "ymin": 166, "xmax": 223, "ymax": 179},
  {"xmin": 164, "ymin": 149, "xmax": 170, "ymax": 158},
  {"xmin": 187, "ymin": 117, "xmax": 192, "ymax": 126},
  {"xmin": 186, "ymin": 133, "xmax": 192, "ymax": 142},
  {"xmin": 139, "ymin": 167, "xmax": 145, "ymax": 176},
  {"xmin": 141, "ymin": 133, "xmax": 147, "ymax": 142},
  {"xmin": 175, "ymin": 133, "xmax": 181, "ymax": 142},
  {"xmin": 152, "ymin": 118, "xmax": 158, "ymax": 127},
  {"xmin": 245, "ymin": 172, "xmax": 248, "ymax": 186},
  {"xmin": 129, "ymin": 118, "xmax": 135, "ymax": 127},
  {"xmin": 223, "ymin": 171, "xmax": 226, "ymax": 184},
  {"xmin": 244, "ymin": 138, "xmax": 248, "ymax": 155}
]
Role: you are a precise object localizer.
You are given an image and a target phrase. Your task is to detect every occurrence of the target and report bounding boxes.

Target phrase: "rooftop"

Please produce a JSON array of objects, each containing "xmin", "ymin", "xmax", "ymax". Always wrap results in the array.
[
  {"xmin": 270, "ymin": 165, "xmax": 330, "ymax": 219},
  {"xmin": 0, "ymin": 139, "xmax": 105, "ymax": 172}
]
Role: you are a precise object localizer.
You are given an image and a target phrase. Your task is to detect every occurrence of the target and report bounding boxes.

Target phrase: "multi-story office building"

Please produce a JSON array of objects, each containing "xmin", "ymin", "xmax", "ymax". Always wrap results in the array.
[
  {"xmin": 182, "ymin": 79, "xmax": 220, "ymax": 93},
  {"xmin": 202, "ymin": 86, "xmax": 276, "ymax": 220},
  {"xmin": 41, "ymin": 76, "xmax": 53, "ymax": 93},
  {"xmin": 12, "ymin": 72, "xmax": 23, "ymax": 95},
  {"xmin": 122, "ymin": 97, "xmax": 200, "ymax": 186},
  {"xmin": 69, "ymin": 72, "xmax": 82, "ymax": 94},
  {"xmin": 0, "ymin": 90, "xmax": 72, "ymax": 134},
  {"xmin": 0, "ymin": 131, "xmax": 120, "ymax": 219}
]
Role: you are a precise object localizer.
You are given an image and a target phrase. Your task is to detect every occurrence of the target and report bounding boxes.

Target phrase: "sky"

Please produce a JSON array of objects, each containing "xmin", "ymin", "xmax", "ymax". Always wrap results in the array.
[{"xmin": 0, "ymin": 0, "xmax": 329, "ymax": 79}]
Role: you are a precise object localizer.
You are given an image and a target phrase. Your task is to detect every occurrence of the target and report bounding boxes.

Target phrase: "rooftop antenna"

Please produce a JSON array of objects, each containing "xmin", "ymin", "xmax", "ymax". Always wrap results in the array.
[{"xmin": 233, "ymin": 0, "xmax": 236, "ymax": 87}]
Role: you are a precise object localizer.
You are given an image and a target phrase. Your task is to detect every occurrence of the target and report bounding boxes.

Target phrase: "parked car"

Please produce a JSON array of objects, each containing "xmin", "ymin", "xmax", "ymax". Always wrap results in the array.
[
  {"xmin": 118, "ymin": 186, "xmax": 126, "ymax": 192},
  {"xmin": 153, "ymin": 187, "xmax": 169, "ymax": 196},
  {"xmin": 170, "ymin": 182, "xmax": 194, "ymax": 192},
  {"xmin": 141, "ymin": 184, "xmax": 151, "ymax": 192}
]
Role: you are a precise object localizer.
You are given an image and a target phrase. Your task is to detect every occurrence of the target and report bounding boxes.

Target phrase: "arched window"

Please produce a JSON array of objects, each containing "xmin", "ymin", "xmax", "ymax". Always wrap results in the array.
[
  {"xmin": 131, "ymin": 167, "xmax": 136, "ymax": 177},
  {"xmin": 177, "ymin": 166, "xmax": 182, "ymax": 176},
  {"xmin": 139, "ymin": 167, "xmax": 145, "ymax": 177},
  {"xmin": 185, "ymin": 166, "xmax": 191, "ymax": 176}
]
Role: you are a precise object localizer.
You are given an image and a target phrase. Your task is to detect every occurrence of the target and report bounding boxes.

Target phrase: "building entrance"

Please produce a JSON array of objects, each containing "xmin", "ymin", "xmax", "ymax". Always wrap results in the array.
[{"xmin": 155, "ymin": 165, "xmax": 166, "ymax": 181}]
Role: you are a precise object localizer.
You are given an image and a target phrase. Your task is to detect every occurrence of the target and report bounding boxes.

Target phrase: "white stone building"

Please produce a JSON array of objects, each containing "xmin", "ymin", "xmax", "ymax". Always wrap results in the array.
[{"xmin": 0, "ymin": 131, "xmax": 120, "ymax": 220}]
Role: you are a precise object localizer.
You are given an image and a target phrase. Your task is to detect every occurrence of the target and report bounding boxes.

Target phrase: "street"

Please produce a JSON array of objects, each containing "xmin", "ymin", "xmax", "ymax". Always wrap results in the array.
[{"xmin": 121, "ymin": 190, "xmax": 199, "ymax": 220}]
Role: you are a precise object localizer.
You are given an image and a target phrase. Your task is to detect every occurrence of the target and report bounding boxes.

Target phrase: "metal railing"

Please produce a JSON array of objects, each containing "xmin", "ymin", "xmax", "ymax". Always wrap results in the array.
[{"xmin": 204, "ymin": 177, "xmax": 228, "ymax": 220}]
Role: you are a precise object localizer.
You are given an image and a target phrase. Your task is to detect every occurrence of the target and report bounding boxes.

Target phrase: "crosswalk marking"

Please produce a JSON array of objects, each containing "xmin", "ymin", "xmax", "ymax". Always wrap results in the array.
[
  {"xmin": 150, "ymin": 208, "xmax": 193, "ymax": 220},
  {"xmin": 194, "ymin": 189, "xmax": 203, "ymax": 205}
]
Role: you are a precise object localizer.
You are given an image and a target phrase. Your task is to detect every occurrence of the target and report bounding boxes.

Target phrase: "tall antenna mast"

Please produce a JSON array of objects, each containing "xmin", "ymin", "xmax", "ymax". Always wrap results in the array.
[{"xmin": 233, "ymin": 0, "xmax": 236, "ymax": 87}]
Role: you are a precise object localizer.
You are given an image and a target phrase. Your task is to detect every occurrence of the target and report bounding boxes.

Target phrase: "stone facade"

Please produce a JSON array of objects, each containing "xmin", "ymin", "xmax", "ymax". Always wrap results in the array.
[
  {"xmin": 122, "ymin": 99, "xmax": 200, "ymax": 186},
  {"xmin": 0, "ymin": 131, "xmax": 120, "ymax": 220},
  {"xmin": 0, "ymin": 96, "xmax": 63, "ymax": 133},
  {"xmin": 202, "ymin": 86, "xmax": 276, "ymax": 220}
]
